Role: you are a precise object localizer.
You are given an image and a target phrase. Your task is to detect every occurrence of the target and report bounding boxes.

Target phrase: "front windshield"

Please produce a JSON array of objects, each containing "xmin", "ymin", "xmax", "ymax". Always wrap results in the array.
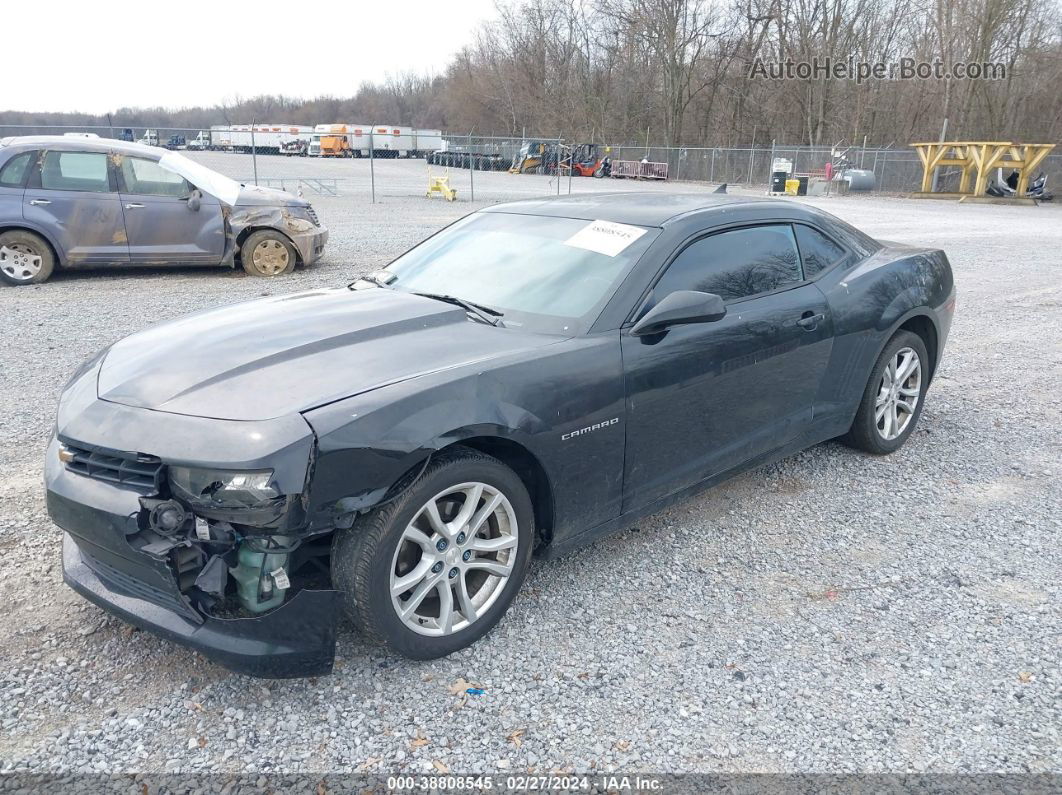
[
  {"xmin": 382, "ymin": 212, "xmax": 658, "ymax": 334},
  {"xmin": 157, "ymin": 152, "xmax": 242, "ymax": 206}
]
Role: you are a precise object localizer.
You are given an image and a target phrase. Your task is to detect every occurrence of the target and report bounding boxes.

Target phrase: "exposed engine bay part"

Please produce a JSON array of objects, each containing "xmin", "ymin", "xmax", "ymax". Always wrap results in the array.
[
  {"xmin": 148, "ymin": 499, "xmax": 187, "ymax": 535},
  {"xmin": 137, "ymin": 493, "xmax": 305, "ymax": 616},
  {"xmin": 230, "ymin": 535, "xmax": 297, "ymax": 614},
  {"xmin": 194, "ymin": 555, "xmax": 229, "ymax": 596}
]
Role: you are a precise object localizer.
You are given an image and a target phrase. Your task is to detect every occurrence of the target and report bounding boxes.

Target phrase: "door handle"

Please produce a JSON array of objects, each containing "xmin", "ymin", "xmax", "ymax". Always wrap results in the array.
[
  {"xmin": 28, "ymin": 199, "xmax": 51, "ymax": 206},
  {"xmin": 124, "ymin": 203, "xmax": 145, "ymax": 209},
  {"xmin": 797, "ymin": 312, "xmax": 825, "ymax": 330}
]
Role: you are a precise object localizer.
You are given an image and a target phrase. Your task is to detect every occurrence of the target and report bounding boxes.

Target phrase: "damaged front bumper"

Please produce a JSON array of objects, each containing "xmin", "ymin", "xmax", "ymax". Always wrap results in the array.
[
  {"xmin": 292, "ymin": 227, "xmax": 328, "ymax": 266},
  {"xmin": 231, "ymin": 204, "xmax": 329, "ymax": 267},
  {"xmin": 62, "ymin": 533, "xmax": 337, "ymax": 678},
  {"xmin": 46, "ymin": 385, "xmax": 341, "ymax": 678}
]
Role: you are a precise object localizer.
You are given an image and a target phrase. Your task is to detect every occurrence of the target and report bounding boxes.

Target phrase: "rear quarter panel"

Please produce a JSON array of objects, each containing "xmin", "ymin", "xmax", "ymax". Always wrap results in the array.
[
  {"xmin": 812, "ymin": 244, "xmax": 954, "ymax": 434},
  {"xmin": 0, "ymin": 184, "xmax": 25, "ymax": 227},
  {"xmin": 0, "ymin": 148, "xmax": 27, "ymax": 237}
]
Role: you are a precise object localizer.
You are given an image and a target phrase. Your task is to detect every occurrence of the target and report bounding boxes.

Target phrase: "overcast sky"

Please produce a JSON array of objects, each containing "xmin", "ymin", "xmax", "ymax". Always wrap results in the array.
[{"xmin": 5, "ymin": 0, "xmax": 499, "ymax": 114}]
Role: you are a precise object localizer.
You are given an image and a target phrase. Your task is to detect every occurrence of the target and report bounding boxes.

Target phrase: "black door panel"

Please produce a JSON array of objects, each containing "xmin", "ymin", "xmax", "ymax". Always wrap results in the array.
[{"xmin": 622, "ymin": 284, "xmax": 832, "ymax": 510}]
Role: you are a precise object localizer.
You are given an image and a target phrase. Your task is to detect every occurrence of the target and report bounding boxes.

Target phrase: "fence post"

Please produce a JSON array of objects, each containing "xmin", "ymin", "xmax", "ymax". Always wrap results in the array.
[
  {"xmin": 568, "ymin": 143, "xmax": 574, "ymax": 194},
  {"xmin": 369, "ymin": 128, "xmax": 376, "ymax": 204},
  {"xmin": 469, "ymin": 133, "xmax": 475, "ymax": 202},
  {"xmin": 710, "ymin": 149, "xmax": 716, "ymax": 183},
  {"xmin": 557, "ymin": 137, "xmax": 562, "ymax": 195},
  {"xmin": 250, "ymin": 119, "xmax": 259, "ymax": 187}
]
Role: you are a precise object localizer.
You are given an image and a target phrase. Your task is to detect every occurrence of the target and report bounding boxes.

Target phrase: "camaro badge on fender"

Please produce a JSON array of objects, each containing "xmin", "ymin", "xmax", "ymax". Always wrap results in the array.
[{"xmin": 562, "ymin": 417, "xmax": 620, "ymax": 441}]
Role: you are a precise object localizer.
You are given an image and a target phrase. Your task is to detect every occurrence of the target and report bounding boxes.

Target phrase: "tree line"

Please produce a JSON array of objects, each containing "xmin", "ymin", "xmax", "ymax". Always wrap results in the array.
[{"xmin": 3, "ymin": 0, "xmax": 1060, "ymax": 147}]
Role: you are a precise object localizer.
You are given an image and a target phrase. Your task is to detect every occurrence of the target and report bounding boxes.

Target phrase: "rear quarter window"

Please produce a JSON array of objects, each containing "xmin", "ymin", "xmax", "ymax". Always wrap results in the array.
[
  {"xmin": 829, "ymin": 219, "xmax": 880, "ymax": 258},
  {"xmin": 794, "ymin": 224, "xmax": 847, "ymax": 277},
  {"xmin": 0, "ymin": 151, "xmax": 33, "ymax": 187}
]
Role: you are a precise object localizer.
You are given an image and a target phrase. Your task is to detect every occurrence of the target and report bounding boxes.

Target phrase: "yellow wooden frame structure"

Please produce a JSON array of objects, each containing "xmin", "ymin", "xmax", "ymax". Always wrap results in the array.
[{"xmin": 911, "ymin": 141, "xmax": 1055, "ymax": 197}]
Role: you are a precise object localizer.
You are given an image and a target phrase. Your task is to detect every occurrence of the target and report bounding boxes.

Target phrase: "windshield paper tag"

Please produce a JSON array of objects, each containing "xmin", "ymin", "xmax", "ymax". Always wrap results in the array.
[{"xmin": 564, "ymin": 220, "xmax": 647, "ymax": 257}]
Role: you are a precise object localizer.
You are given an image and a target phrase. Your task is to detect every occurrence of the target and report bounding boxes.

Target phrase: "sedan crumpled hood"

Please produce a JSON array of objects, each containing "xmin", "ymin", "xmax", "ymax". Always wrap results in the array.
[
  {"xmin": 235, "ymin": 184, "xmax": 307, "ymax": 208},
  {"xmin": 97, "ymin": 288, "xmax": 559, "ymax": 421}
]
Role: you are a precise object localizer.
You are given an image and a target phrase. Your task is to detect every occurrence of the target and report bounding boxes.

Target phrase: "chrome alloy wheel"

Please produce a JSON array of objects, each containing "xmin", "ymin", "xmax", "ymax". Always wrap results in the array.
[
  {"xmin": 390, "ymin": 482, "xmax": 518, "ymax": 636},
  {"xmin": 0, "ymin": 244, "xmax": 43, "ymax": 282},
  {"xmin": 250, "ymin": 238, "xmax": 290, "ymax": 275},
  {"xmin": 876, "ymin": 346, "xmax": 922, "ymax": 441}
]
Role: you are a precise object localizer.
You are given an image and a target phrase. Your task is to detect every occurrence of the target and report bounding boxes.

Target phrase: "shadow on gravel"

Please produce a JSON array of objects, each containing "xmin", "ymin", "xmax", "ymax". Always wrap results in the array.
[{"xmin": 45, "ymin": 264, "xmax": 247, "ymax": 284}]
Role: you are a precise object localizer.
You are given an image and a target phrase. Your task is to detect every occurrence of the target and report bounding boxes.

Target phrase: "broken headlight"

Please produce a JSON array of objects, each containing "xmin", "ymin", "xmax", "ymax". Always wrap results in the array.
[{"xmin": 169, "ymin": 467, "xmax": 279, "ymax": 510}]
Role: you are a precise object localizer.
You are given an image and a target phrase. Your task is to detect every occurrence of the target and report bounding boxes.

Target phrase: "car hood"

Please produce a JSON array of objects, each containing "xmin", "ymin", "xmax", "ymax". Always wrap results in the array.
[
  {"xmin": 235, "ymin": 184, "xmax": 308, "ymax": 208},
  {"xmin": 96, "ymin": 288, "xmax": 561, "ymax": 421}
]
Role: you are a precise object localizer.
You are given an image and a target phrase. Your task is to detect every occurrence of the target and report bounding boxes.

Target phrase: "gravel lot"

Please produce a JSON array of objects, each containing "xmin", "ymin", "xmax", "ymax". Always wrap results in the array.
[{"xmin": 1, "ymin": 156, "xmax": 1059, "ymax": 777}]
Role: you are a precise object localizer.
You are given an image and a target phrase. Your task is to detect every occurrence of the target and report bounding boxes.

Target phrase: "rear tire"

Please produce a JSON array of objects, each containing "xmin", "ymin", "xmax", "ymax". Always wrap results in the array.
[
  {"xmin": 842, "ymin": 330, "xmax": 929, "ymax": 454},
  {"xmin": 0, "ymin": 230, "xmax": 55, "ymax": 285},
  {"xmin": 331, "ymin": 446, "xmax": 534, "ymax": 659},
  {"xmin": 240, "ymin": 230, "xmax": 296, "ymax": 277}
]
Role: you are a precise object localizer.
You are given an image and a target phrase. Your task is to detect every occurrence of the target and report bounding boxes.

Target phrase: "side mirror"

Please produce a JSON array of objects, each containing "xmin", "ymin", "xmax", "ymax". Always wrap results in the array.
[
  {"xmin": 631, "ymin": 290, "xmax": 726, "ymax": 336},
  {"xmin": 186, "ymin": 189, "xmax": 201, "ymax": 212}
]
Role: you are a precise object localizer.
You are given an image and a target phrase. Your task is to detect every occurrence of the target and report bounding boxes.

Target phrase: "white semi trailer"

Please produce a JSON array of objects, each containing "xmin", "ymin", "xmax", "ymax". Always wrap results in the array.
[
  {"xmin": 209, "ymin": 124, "xmax": 314, "ymax": 154},
  {"xmin": 363, "ymin": 126, "xmax": 445, "ymax": 158}
]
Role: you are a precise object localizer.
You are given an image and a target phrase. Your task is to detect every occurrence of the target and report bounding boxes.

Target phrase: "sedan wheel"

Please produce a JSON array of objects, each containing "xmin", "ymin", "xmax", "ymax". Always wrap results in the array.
[
  {"xmin": 251, "ymin": 239, "xmax": 290, "ymax": 275},
  {"xmin": 875, "ymin": 347, "xmax": 921, "ymax": 441},
  {"xmin": 0, "ymin": 231, "xmax": 55, "ymax": 286},
  {"xmin": 241, "ymin": 230, "xmax": 296, "ymax": 277},
  {"xmin": 842, "ymin": 330, "xmax": 929, "ymax": 455},
  {"xmin": 331, "ymin": 446, "xmax": 534, "ymax": 659},
  {"xmin": 0, "ymin": 243, "xmax": 43, "ymax": 282},
  {"xmin": 390, "ymin": 482, "xmax": 518, "ymax": 636}
]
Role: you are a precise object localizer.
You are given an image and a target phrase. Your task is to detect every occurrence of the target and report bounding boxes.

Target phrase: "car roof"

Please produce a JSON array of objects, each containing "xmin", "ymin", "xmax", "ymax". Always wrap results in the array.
[
  {"xmin": 483, "ymin": 191, "xmax": 780, "ymax": 227},
  {"xmin": 0, "ymin": 135, "xmax": 161, "ymax": 158}
]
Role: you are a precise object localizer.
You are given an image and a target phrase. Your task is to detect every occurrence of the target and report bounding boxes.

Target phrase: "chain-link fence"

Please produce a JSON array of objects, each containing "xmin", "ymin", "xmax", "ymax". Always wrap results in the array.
[{"xmin": 2, "ymin": 123, "xmax": 1059, "ymax": 201}]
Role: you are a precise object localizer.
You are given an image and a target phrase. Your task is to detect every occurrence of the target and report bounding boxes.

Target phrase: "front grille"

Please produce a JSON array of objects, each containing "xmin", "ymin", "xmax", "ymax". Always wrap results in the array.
[
  {"xmin": 305, "ymin": 205, "xmax": 320, "ymax": 226},
  {"xmin": 61, "ymin": 440, "xmax": 162, "ymax": 494}
]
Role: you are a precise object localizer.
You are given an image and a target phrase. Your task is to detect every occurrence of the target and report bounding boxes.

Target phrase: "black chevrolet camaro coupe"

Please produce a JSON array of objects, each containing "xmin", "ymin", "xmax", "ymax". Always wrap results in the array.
[{"xmin": 46, "ymin": 193, "xmax": 955, "ymax": 677}]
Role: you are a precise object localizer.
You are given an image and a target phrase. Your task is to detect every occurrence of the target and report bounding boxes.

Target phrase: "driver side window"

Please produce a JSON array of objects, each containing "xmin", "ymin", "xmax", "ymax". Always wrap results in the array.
[
  {"xmin": 654, "ymin": 224, "xmax": 803, "ymax": 303},
  {"xmin": 119, "ymin": 157, "xmax": 192, "ymax": 198}
]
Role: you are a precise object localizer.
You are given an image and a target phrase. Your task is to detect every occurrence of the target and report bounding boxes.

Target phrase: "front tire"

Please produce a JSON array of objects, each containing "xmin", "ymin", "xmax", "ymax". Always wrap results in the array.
[
  {"xmin": 0, "ymin": 230, "xmax": 55, "ymax": 285},
  {"xmin": 240, "ymin": 230, "xmax": 296, "ymax": 277},
  {"xmin": 842, "ymin": 330, "xmax": 929, "ymax": 454},
  {"xmin": 331, "ymin": 446, "xmax": 534, "ymax": 659}
]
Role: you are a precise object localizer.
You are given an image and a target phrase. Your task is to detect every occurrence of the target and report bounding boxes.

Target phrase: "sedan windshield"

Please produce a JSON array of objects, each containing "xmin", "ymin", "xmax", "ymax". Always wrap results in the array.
[{"xmin": 381, "ymin": 212, "xmax": 659, "ymax": 334}]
